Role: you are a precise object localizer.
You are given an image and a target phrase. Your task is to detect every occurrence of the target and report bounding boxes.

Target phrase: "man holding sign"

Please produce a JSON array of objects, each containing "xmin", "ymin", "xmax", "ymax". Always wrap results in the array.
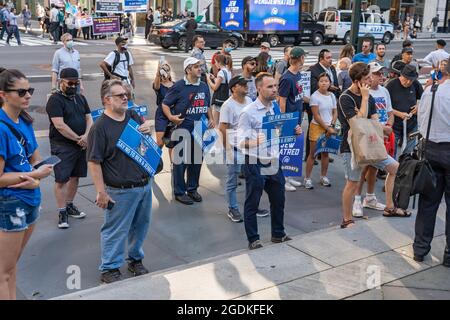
[
  {"xmin": 87, "ymin": 80, "xmax": 153, "ymax": 283},
  {"xmin": 237, "ymin": 73, "xmax": 302, "ymax": 250}
]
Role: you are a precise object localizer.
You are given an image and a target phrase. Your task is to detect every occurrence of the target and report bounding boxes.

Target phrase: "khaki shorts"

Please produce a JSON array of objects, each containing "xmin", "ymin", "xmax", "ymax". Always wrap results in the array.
[{"xmin": 309, "ymin": 123, "xmax": 326, "ymax": 142}]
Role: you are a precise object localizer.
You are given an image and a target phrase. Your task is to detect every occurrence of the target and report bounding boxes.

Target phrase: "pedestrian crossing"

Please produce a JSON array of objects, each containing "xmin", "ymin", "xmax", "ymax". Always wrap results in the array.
[{"xmin": 0, "ymin": 33, "xmax": 90, "ymax": 47}]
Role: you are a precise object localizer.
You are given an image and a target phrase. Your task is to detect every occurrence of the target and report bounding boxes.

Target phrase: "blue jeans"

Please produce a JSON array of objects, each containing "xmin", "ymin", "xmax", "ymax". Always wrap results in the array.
[
  {"xmin": 394, "ymin": 127, "xmax": 417, "ymax": 159},
  {"xmin": 0, "ymin": 21, "xmax": 8, "ymax": 39},
  {"xmin": 6, "ymin": 25, "xmax": 21, "ymax": 45},
  {"xmin": 0, "ymin": 196, "xmax": 40, "ymax": 232},
  {"xmin": 226, "ymin": 163, "xmax": 240, "ymax": 210},
  {"xmin": 100, "ymin": 181, "xmax": 152, "ymax": 271},
  {"xmin": 172, "ymin": 138, "xmax": 202, "ymax": 196},
  {"xmin": 242, "ymin": 161, "xmax": 286, "ymax": 243}
]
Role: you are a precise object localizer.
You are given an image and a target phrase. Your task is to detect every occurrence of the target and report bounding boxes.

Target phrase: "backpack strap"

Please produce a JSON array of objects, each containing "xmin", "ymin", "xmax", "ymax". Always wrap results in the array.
[
  {"xmin": 0, "ymin": 119, "xmax": 31, "ymax": 157},
  {"xmin": 422, "ymin": 83, "xmax": 439, "ymax": 157},
  {"xmin": 111, "ymin": 50, "xmax": 121, "ymax": 74}
]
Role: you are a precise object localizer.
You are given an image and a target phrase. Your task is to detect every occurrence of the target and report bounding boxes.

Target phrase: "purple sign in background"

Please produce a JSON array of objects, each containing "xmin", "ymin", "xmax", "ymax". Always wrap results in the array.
[{"xmin": 93, "ymin": 16, "xmax": 120, "ymax": 35}]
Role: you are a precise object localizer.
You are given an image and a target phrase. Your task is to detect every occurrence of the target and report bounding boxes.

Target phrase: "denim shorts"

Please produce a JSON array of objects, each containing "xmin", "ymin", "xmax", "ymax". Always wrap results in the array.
[
  {"xmin": 0, "ymin": 196, "xmax": 40, "ymax": 232},
  {"xmin": 342, "ymin": 153, "xmax": 397, "ymax": 182}
]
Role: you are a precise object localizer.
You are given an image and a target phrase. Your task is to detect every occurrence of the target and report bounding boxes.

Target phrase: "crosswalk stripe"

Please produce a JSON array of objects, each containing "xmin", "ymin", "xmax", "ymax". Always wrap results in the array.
[{"xmin": 0, "ymin": 34, "xmax": 90, "ymax": 47}]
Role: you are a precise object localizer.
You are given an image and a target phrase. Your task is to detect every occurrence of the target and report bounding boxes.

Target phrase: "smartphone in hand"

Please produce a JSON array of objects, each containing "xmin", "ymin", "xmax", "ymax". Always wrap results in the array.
[{"xmin": 33, "ymin": 155, "xmax": 61, "ymax": 169}]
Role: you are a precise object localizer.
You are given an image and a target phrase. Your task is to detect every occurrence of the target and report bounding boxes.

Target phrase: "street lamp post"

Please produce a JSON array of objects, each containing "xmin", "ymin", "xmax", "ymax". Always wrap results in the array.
[{"xmin": 350, "ymin": 0, "xmax": 362, "ymax": 50}]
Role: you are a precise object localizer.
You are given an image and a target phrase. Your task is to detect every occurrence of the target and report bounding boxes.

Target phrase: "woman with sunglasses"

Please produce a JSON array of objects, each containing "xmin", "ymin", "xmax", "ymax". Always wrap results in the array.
[{"xmin": 0, "ymin": 69, "xmax": 54, "ymax": 299}]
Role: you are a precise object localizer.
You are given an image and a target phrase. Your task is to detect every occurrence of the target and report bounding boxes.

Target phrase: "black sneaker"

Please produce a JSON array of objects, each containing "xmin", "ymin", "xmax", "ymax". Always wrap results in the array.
[
  {"xmin": 248, "ymin": 240, "xmax": 263, "ymax": 250},
  {"xmin": 58, "ymin": 210, "xmax": 69, "ymax": 229},
  {"xmin": 227, "ymin": 208, "xmax": 243, "ymax": 223},
  {"xmin": 256, "ymin": 208, "xmax": 269, "ymax": 217},
  {"xmin": 101, "ymin": 269, "xmax": 122, "ymax": 283},
  {"xmin": 128, "ymin": 259, "xmax": 149, "ymax": 276},
  {"xmin": 413, "ymin": 254, "xmax": 424, "ymax": 262},
  {"xmin": 187, "ymin": 191, "xmax": 202, "ymax": 202},
  {"xmin": 443, "ymin": 247, "xmax": 450, "ymax": 268},
  {"xmin": 66, "ymin": 203, "xmax": 86, "ymax": 219},
  {"xmin": 175, "ymin": 194, "xmax": 194, "ymax": 205},
  {"xmin": 271, "ymin": 235, "xmax": 292, "ymax": 243}
]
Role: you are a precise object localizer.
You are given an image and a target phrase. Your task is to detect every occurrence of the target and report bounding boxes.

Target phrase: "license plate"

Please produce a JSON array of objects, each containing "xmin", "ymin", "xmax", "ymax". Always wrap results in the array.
[{"xmin": 303, "ymin": 30, "xmax": 311, "ymax": 33}]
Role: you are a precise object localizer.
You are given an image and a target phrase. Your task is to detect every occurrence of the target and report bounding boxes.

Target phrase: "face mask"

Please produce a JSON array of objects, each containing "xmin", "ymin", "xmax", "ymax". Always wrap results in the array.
[
  {"xmin": 224, "ymin": 47, "xmax": 233, "ymax": 53},
  {"xmin": 64, "ymin": 86, "xmax": 77, "ymax": 96},
  {"xmin": 66, "ymin": 40, "xmax": 74, "ymax": 49},
  {"xmin": 123, "ymin": 44, "xmax": 128, "ymax": 50}
]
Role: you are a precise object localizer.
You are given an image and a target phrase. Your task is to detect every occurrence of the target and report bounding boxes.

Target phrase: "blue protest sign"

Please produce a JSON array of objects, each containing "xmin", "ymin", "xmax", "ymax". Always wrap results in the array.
[
  {"xmin": 116, "ymin": 119, "xmax": 162, "ymax": 176},
  {"xmin": 91, "ymin": 104, "xmax": 148, "ymax": 122},
  {"xmin": 192, "ymin": 115, "xmax": 218, "ymax": 153},
  {"xmin": 280, "ymin": 134, "xmax": 304, "ymax": 177},
  {"xmin": 262, "ymin": 111, "xmax": 299, "ymax": 147},
  {"xmin": 314, "ymin": 134, "xmax": 342, "ymax": 158}
]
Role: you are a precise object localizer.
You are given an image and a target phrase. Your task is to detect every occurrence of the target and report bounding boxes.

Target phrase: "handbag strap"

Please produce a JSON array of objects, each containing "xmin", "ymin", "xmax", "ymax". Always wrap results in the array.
[
  {"xmin": 0, "ymin": 119, "xmax": 31, "ymax": 157},
  {"xmin": 423, "ymin": 83, "xmax": 438, "ymax": 156}
]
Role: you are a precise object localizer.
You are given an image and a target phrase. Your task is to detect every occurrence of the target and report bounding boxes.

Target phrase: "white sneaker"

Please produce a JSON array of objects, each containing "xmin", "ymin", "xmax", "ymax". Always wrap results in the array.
[
  {"xmin": 304, "ymin": 178, "xmax": 314, "ymax": 190},
  {"xmin": 363, "ymin": 196, "xmax": 385, "ymax": 211},
  {"xmin": 320, "ymin": 176, "xmax": 331, "ymax": 187},
  {"xmin": 352, "ymin": 198, "xmax": 363, "ymax": 218},
  {"xmin": 285, "ymin": 181, "xmax": 296, "ymax": 192},
  {"xmin": 287, "ymin": 177, "xmax": 302, "ymax": 187}
]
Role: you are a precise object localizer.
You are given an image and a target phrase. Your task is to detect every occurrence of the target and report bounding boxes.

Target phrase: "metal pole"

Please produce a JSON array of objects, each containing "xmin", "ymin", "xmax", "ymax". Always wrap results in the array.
[{"xmin": 350, "ymin": 0, "xmax": 362, "ymax": 51}]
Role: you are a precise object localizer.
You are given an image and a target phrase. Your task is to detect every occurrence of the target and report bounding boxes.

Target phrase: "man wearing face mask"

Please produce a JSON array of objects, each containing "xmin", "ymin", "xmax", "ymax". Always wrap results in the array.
[
  {"xmin": 100, "ymin": 36, "xmax": 135, "ymax": 89},
  {"xmin": 46, "ymin": 68, "xmax": 93, "ymax": 229},
  {"xmin": 51, "ymin": 33, "xmax": 84, "ymax": 94},
  {"xmin": 211, "ymin": 39, "xmax": 234, "ymax": 76}
]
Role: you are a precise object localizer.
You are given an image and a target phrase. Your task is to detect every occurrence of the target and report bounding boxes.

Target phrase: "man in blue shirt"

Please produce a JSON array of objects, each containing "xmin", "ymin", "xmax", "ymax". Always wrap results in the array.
[
  {"xmin": 352, "ymin": 40, "xmax": 376, "ymax": 64},
  {"xmin": 162, "ymin": 57, "xmax": 214, "ymax": 205}
]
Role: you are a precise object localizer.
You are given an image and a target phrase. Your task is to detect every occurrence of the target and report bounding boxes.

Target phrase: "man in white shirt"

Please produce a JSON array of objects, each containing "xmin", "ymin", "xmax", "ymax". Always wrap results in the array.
[
  {"xmin": 99, "ymin": 37, "xmax": 135, "ymax": 88},
  {"xmin": 413, "ymin": 62, "xmax": 450, "ymax": 267},
  {"xmin": 49, "ymin": 4, "xmax": 60, "ymax": 44},
  {"xmin": 420, "ymin": 39, "xmax": 450, "ymax": 69},
  {"xmin": 154, "ymin": 7, "xmax": 161, "ymax": 25}
]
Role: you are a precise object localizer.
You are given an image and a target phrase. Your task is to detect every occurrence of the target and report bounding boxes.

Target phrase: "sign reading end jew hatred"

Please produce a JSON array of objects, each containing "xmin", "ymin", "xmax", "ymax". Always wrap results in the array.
[
  {"xmin": 280, "ymin": 134, "xmax": 304, "ymax": 177},
  {"xmin": 91, "ymin": 104, "xmax": 148, "ymax": 122},
  {"xmin": 116, "ymin": 119, "xmax": 162, "ymax": 176},
  {"xmin": 192, "ymin": 115, "xmax": 218, "ymax": 153},
  {"xmin": 314, "ymin": 134, "xmax": 342, "ymax": 158},
  {"xmin": 262, "ymin": 111, "xmax": 299, "ymax": 146}
]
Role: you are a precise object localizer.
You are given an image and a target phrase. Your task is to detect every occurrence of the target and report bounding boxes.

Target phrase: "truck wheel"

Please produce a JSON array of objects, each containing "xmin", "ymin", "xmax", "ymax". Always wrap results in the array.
[
  {"xmin": 177, "ymin": 36, "xmax": 186, "ymax": 51},
  {"xmin": 382, "ymin": 32, "xmax": 392, "ymax": 44},
  {"xmin": 343, "ymin": 32, "xmax": 351, "ymax": 45},
  {"xmin": 228, "ymin": 36, "xmax": 240, "ymax": 48},
  {"xmin": 161, "ymin": 40, "xmax": 171, "ymax": 49},
  {"xmin": 268, "ymin": 35, "xmax": 279, "ymax": 47},
  {"xmin": 312, "ymin": 33, "xmax": 323, "ymax": 46}
]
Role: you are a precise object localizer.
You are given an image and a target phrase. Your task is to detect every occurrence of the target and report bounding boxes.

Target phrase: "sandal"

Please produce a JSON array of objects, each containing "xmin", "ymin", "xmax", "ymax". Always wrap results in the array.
[
  {"xmin": 340, "ymin": 219, "xmax": 355, "ymax": 229},
  {"xmin": 383, "ymin": 207, "xmax": 412, "ymax": 218}
]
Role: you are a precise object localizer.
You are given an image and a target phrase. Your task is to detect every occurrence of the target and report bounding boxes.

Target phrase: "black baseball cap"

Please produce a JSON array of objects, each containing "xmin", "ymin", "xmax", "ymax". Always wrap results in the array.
[
  {"xmin": 437, "ymin": 39, "xmax": 447, "ymax": 47},
  {"xmin": 400, "ymin": 64, "xmax": 418, "ymax": 81},
  {"xmin": 229, "ymin": 75, "xmax": 251, "ymax": 89},
  {"xmin": 60, "ymin": 68, "xmax": 79, "ymax": 80},
  {"xmin": 115, "ymin": 36, "xmax": 128, "ymax": 45},
  {"xmin": 389, "ymin": 61, "xmax": 406, "ymax": 75},
  {"xmin": 402, "ymin": 47, "xmax": 413, "ymax": 54},
  {"xmin": 241, "ymin": 56, "xmax": 256, "ymax": 67}
]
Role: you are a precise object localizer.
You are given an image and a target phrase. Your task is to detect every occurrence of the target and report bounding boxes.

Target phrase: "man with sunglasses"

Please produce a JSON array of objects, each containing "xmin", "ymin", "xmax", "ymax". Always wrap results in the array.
[
  {"xmin": 240, "ymin": 56, "xmax": 257, "ymax": 101},
  {"xmin": 46, "ymin": 68, "xmax": 93, "ymax": 229},
  {"xmin": 51, "ymin": 33, "xmax": 83, "ymax": 94}
]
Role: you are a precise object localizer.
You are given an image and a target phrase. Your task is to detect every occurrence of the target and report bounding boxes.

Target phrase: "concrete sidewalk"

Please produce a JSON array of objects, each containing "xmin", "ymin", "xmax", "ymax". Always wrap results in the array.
[{"xmin": 55, "ymin": 203, "xmax": 449, "ymax": 300}]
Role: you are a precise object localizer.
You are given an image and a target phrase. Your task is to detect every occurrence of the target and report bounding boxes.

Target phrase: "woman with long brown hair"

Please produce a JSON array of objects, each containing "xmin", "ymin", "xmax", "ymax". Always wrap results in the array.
[{"xmin": 339, "ymin": 43, "xmax": 355, "ymax": 61}]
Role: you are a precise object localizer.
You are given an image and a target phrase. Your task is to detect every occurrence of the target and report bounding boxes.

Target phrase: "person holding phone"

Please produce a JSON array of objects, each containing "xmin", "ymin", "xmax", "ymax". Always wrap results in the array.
[{"xmin": 0, "ymin": 69, "xmax": 54, "ymax": 300}]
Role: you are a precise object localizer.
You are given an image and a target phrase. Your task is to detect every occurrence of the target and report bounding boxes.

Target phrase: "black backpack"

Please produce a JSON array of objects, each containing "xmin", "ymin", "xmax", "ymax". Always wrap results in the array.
[
  {"xmin": 211, "ymin": 70, "xmax": 230, "ymax": 107},
  {"xmin": 104, "ymin": 50, "xmax": 130, "ymax": 80}
]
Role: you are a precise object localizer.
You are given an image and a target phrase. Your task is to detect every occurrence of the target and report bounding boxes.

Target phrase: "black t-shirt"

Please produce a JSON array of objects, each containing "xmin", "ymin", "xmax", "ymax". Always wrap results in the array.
[
  {"xmin": 46, "ymin": 92, "xmax": 91, "ymax": 145},
  {"xmin": 338, "ymin": 89, "xmax": 377, "ymax": 153},
  {"xmin": 385, "ymin": 78, "xmax": 423, "ymax": 135},
  {"xmin": 86, "ymin": 110, "xmax": 149, "ymax": 187}
]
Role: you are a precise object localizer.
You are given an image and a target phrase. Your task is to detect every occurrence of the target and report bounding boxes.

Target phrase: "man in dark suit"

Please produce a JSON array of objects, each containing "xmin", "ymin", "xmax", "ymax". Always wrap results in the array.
[
  {"xmin": 304, "ymin": 49, "xmax": 340, "ymax": 161},
  {"xmin": 184, "ymin": 12, "xmax": 197, "ymax": 53}
]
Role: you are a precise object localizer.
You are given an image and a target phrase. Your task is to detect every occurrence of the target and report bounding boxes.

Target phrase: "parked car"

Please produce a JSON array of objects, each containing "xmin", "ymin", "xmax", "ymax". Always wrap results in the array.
[
  {"xmin": 317, "ymin": 9, "xmax": 394, "ymax": 44},
  {"xmin": 150, "ymin": 19, "xmax": 244, "ymax": 50}
]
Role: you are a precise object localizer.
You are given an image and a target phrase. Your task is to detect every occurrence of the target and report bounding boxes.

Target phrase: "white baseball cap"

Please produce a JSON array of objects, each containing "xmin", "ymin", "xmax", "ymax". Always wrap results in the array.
[
  {"xmin": 183, "ymin": 57, "xmax": 200, "ymax": 71},
  {"xmin": 368, "ymin": 61, "xmax": 384, "ymax": 73}
]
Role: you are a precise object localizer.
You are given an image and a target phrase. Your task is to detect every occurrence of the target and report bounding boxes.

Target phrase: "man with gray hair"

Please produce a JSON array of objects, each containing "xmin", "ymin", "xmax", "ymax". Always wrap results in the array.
[
  {"xmin": 87, "ymin": 80, "xmax": 153, "ymax": 283},
  {"xmin": 51, "ymin": 33, "xmax": 84, "ymax": 94}
]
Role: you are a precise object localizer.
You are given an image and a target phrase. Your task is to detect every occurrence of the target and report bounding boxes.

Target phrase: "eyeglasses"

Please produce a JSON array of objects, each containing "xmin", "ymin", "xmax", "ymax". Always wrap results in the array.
[
  {"xmin": 108, "ymin": 93, "xmax": 128, "ymax": 100},
  {"xmin": 5, "ymin": 88, "xmax": 35, "ymax": 97},
  {"xmin": 65, "ymin": 81, "xmax": 80, "ymax": 87},
  {"xmin": 247, "ymin": 62, "xmax": 256, "ymax": 66}
]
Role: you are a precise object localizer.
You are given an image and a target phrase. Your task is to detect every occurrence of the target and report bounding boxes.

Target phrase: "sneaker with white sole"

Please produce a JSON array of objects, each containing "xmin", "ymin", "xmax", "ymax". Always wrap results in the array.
[
  {"xmin": 304, "ymin": 178, "xmax": 314, "ymax": 189},
  {"xmin": 287, "ymin": 178, "xmax": 302, "ymax": 187},
  {"xmin": 363, "ymin": 197, "xmax": 385, "ymax": 211},
  {"xmin": 352, "ymin": 199, "xmax": 363, "ymax": 218},
  {"xmin": 285, "ymin": 181, "xmax": 296, "ymax": 192},
  {"xmin": 58, "ymin": 210, "xmax": 69, "ymax": 229},
  {"xmin": 320, "ymin": 176, "xmax": 331, "ymax": 187}
]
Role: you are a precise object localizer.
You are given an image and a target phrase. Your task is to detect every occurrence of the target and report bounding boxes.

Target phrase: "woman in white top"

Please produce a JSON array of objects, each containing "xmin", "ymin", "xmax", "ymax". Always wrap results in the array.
[
  {"xmin": 207, "ymin": 54, "xmax": 232, "ymax": 126},
  {"xmin": 304, "ymin": 73, "xmax": 337, "ymax": 189}
]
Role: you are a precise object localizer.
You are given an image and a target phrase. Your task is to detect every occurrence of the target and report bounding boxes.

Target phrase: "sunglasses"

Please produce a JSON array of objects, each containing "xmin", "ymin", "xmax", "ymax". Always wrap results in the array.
[
  {"xmin": 247, "ymin": 62, "xmax": 256, "ymax": 66},
  {"xmin": 5, "ymin": 88, "xmax": 35, "ymax": 97},
  {"xmin": 65, "ymin": 81, "xmax": 80, "ymax": 87},
  {"xmin": 109, "ymin": 93, "xmax": 128, "ymax": 100}
]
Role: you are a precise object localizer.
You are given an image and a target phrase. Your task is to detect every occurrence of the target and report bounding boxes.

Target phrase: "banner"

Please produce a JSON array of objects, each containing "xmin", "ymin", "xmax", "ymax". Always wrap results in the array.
[
  {"xmin": 220, "ymin": 0, "xmax": 244, "ymax": 30},
  {"xmin": 192, "ymin": 115, "xmax": 218, "ymax": 153},
  {"xmin": 95, "ymin": 0, "xmax": 124, "ymax": 13},
  {"xmin": 116, "ymin": 119, "xmax": 162, "ymax": 176},
  {"xmin": 299, "ymin": 71, "xmax": 311, "ymax": 98},
  {"xmin": 65, "ymin": 2, "xmax": 78, "ymax": 15},
  {"xmin": 92, "ymin": 16, "xmax": 121, "ymax": 35},
  {"xmin": 249, "ymin": 0, "xmax": 300, "ymax": 31},
  {"xmin": 124, "ymin": 0, "xmax": 148, "ymax": 12},
  {"xmin": 50, "ymin": 0, "xmax": 65, "ymax": 8},
  {"xmin": 262, "ymin": 111, "xmax": 299, "ymax": 147},
  {"xmin": 314, "ymin": 134, "xmax": 342, "ymax": 157},
  {"xmin": 78, "ymin": 16, "xmax": 93, "ymax": 28},
  {"xmin": 280, "ymin": 134, "xmax": 304, "ymax": 177},
  {"xmin": 91, "ymin": 104, "xmax": 148, "ymax": 122}
]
